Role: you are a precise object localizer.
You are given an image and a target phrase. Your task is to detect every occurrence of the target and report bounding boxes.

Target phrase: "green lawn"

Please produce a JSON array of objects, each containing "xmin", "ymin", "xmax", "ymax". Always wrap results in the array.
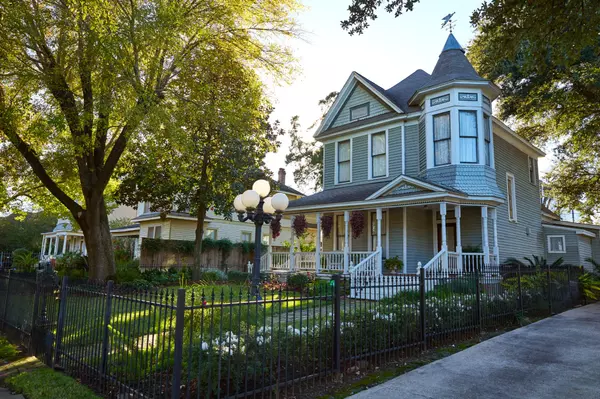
[{"xmin": 7, "ymin": 368, "xmax": 100, "ymax": 399}]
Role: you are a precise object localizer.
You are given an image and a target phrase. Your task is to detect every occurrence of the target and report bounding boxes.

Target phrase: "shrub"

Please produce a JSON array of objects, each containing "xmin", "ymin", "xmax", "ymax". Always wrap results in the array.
[
  {"xmin": 120, "ymin": 278, "xmax": 155, "ymax": 291},
  {"xmin": 384, "ymin": 256, "xmax": 403, "ymax": 273},
  {"xmin": 430, "ymin": 278, "xmax": 477, "ymax": 296},
  {"xmin": 55, "ymin": 252, "xmax": 87, "ymax": 279},
  {"xmin": 286, "ymin": 273, "xmax": 311, "ymax": 291},
  {"xmin": 226, "ymin": 270, "xmax": 249, "ymax": 283},
  {"xmin": 12, "ymin": 249, "xmax": 38, "ymax": 272},
  {"xmin": 115, "ymin": 259, "xmax": 142, "ymax": 283},
  {"xmin": 199, "ymin": 269, "xmax": 227, "ymax": 283}
]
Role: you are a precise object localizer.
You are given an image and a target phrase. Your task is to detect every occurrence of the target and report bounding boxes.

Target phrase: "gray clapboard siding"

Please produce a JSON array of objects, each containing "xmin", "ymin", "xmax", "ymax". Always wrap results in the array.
[
  {"xmin": 330, "ymin": 84, "xmax": 390, "ymax": 129},
  {"xmin": 351, "ymin": 210, "xmax": 368, "ymax": 251},
  {"xmin": 494, "ymin": 135, "xmax": 544, "ymax": 262},
  {"xmin": 405, "ymin": 124, "xmax": 420, "ymax": 177},
  {"xmin": 388, "ymin": 126, "xmax": 403, "ymax": 177},
  {"xmin": 406, "ymin": 208, "xmax": 434, "ymax": 273},
  {"xmin": 323, "ymin": 143, "xmax": 335, "ymax": 189},
  {"xmin": 460, "ymin": 206, "xmax": 484, "ymax": 250},
  {"xmin": 543, "ymin": 227, "xmax": 579, "ymax": 266},
  {"xmin": 352, "ymin": 135, "xmax": 368, "ymax": 183},
  {"xmin": 418, "ymin": 119, "xmax": 426, "ymax": 174},
  {"xmin": 388, "ymin": 208, "xmax": 404, "ymax": 261},
  {"xmin": 578, "ymin": 236, "xmax": 593, "ymax": 270}
]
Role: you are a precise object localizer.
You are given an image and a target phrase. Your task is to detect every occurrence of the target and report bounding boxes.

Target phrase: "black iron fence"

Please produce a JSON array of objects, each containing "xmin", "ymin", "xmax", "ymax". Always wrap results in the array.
[{"xmin": 0, "ymin": 264, "xmax": 585, "ymax": 398}]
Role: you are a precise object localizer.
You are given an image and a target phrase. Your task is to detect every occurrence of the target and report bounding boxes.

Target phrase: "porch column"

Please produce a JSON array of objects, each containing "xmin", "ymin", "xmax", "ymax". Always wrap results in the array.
[
  {"xmin": 403, "ymin": 208, "xmax": 408, "ymax": 273},
  {"xmin": 440, "ymin": 202, "xmax": 448, "ymax": 270},
  {"xmin": 490, "ymin": 208, "xmax": 499, "ymax": 263},
  {"xmin": 455, "ymin": 205, "xmax": 463, "ymax": 272},
  {"xmin": 41, "ymin": 237, "xmax": 47, "ymax": 258},
  {"xmin": 315, "ymin": 212, "xmax": 321, "ymax": 273},
  {"xmin": 289, "ymin": 216, "xmax": 296, "ymax": 271},
  {"xmin": 53, "ymin": 236, "xmax": 59, "ymax": 256},
  {"xmin": 267, "ymin": 234, "xmax": 272, "ymax": 271},
  {"xmin": 343, "ymin": 210, "xmax": 350, "ymax": 274},
  {"xmin": 481, "ymin": 206, "xmax": 490, "ymax": 265},
  {"xmin": 62, "ymin": 234, "xmax": 67, "ymax": 254},
  {"xmin": 376, "ymin": 208, "xmax": 383, "ymax": 274}
]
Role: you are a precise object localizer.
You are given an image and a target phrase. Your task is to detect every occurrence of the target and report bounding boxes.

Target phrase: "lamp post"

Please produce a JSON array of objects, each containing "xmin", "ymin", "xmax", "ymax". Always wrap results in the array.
[{"xmin": 234, "ymin": 179, "xmax": 289, "ymax": 299}]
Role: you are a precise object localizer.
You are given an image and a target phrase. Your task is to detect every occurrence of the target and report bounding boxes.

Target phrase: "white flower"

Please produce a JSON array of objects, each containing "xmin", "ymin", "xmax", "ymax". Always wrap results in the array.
[{"xmin": 201, "ymin": 342, "xmax": 209, "ymax": 350}]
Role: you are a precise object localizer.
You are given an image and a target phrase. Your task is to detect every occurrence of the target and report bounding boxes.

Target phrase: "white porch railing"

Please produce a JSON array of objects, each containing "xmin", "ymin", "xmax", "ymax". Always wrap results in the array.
[
  {"xmin": 321, "ymin": 252, "xmax": 345, "ymax": 272},
  {"xmin": 259, "ymin": 251, "xmax": 375, "ymax": 273}
]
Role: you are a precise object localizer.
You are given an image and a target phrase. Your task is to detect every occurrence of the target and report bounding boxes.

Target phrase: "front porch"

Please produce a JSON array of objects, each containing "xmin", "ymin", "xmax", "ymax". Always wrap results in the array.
[{"xmin": 258, "ymin": 202, "xmax": 501, "ymax": 277}]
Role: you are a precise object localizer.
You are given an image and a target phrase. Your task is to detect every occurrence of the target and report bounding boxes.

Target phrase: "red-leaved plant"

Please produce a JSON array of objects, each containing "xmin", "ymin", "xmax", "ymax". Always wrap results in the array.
[
  {"xmin": 270, "ymin": 218, "xmax": 281, "ymax": 239},
  {"xmin": 350, "ymin": 211, "xmax": 365, "ymax": 239},
  {"xmin": 292, "ymin": 215, "xmax": 308, "ymax": 238},
  {"xmin": 321, "ymin": 214, "xmax": 333, "ymax": 238}
]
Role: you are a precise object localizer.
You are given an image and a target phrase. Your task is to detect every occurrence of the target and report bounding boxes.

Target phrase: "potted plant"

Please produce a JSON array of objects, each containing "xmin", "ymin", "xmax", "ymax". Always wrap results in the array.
[{"xmin": 384, "ymin": 256, "xmax": 403, "ymax": 274}]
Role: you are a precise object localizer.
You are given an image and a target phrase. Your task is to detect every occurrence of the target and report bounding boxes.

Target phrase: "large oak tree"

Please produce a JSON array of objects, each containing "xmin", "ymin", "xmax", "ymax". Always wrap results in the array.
[{"xmin": 0, "ymin": 0, "xmax": 299, "ymax": 279}]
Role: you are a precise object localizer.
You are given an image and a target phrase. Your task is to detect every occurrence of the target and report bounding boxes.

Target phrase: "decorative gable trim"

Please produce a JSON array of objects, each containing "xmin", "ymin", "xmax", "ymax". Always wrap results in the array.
[
  {"xmin": 366, "ymin": 175, "xmax": 447, "ymax": 200},
  {"xmin": 315, "ymin": 72, "xmax": 403, "ymax": 137}
]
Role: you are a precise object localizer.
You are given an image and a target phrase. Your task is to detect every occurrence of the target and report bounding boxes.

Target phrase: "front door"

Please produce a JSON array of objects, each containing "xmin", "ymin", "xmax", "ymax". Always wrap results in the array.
[{"xmin": 437, "ymin": 223, "xmax": 456, "ymax": 252}]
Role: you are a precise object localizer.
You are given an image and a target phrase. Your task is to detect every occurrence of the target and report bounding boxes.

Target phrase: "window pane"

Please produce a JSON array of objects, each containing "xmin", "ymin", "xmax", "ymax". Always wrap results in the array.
[
  {"xmin": 434, "ymin": 140, "xmax": 450, "ymax": 165},
  {"xmin": 550, "ymin": 237, "xmax": 564, "ymax": 252},
  {"xmin": 507, "ymin": 177, "xmax": 515, "ymax": 220},
  {"xmin": 485, "ymin": 141, "xmax": 491, "ymax": 166},
  {"xmin": 484, "ymin": 115, "xmax": 491, "ymax": 141},
  {"xmin": 459, "ymin": 111, "xmax": 478, "ymax": 137},
  {"xmin": 372, "ymin": 133, "xmax": 386, "ymax": 155},
  {"xmin": 434, "ymin": 113, "xmax": 450, "ymax": 140},
  {"xmin": 148, "ymin": 227, "xmax": 154, "ymax": 238},
  {"xmin": 336, "ymin": 215, "xmax": 345, "ymax": 250},
  {"xmin": 338, "ymin": 140, "xmax": 350, "ymax": 162},
  {"xmin": 155, "ymin": 226, "xmax": 162, "ymax": 239},
  {"xmin": 460, "ymin": 137, "xmax": 478, "ymax": 163},
  {"xmin": 373, "ymin": 155, "xmax": 386, "ymax": 177},
  {"xmin": 339, "ymin": 161, "xmax": 350, "ymax": 182},
  {"xmin": 262, "ymin": 235, "xmax": 270, "ymax": 245}
]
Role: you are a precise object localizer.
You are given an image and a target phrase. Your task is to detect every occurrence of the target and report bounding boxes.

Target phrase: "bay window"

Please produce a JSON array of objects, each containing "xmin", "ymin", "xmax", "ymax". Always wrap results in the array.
[
  {"xmin": 371, "ymin": 132, "xmax": 386, "ymax": 178},
  {"xmin": 337, "ymin": 140, "xmax": 351, "ymax": 183},
  {"xmin": 433, "ymin": 112, "xmax": 451, "ymax": 166},
  {"xmin": 459, "ymin": 110, "xmax": 478, "ymax": 163},
  {"xmin": 484, "ymin": 114, "xmax": 491, "ymax": 166}
]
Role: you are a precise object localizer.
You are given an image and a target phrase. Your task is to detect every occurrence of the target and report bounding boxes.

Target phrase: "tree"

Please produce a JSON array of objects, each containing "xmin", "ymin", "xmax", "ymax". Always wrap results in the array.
[
  {"xmin": 116, "ymin": 45, "xmax": 281, "ymax": 267},
  {"xmin": 0, "ymin": 212, "xmax": 56, "ymax": 253},
  {"xmin": 0, "ymin": 0, "xmax": 299, "ymax": 279},
  {"xmin": 285, "ymin": 91, "xmax": 337, "ymax": 192},
  {"xmin": 340, "ymin": 0, "xmax": 420, "ymax": 35}
]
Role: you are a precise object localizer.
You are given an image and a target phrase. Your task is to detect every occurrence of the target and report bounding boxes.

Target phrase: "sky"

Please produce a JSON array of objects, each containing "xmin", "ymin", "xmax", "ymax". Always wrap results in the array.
[{"xmin": 263, "ymin": 0, "xmax": 553, "ymax": 193}]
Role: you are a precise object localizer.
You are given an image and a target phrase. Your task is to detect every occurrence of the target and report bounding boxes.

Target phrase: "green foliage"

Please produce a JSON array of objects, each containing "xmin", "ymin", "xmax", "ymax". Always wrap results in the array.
[
  {"xmin": 226, "ymin": 270, "xmax": 250, "ymax": 283},
  {"xmin": 462, "ymin": 245, "xmax": 482, "ymax": 253},
  {"xmin": 12, "ymin": 250, "xmax": 38, "ymax": 272},
  {"xmin": 55, "ymin": 252, "xmax": 88, "ymax": 280},
  {"xmin": 115, "ymin": 259, "xmax": 142, "ymax": 283},
  {"xmin": 579, "ymin": 272, "xmax": 600, "ymax": 300},
  {"xmin": 431, "ymin": 278, "xmax": 477, "ymax": 296},
  {"xmin": 384, "ymin": 256, "xmax": 403, "ymax": 272},
  {"xmin": 0, "ymin": 213, "xmax": 55, "ymax": 253},
  {"xmin": 286, "ymin": 273, "xmax": 313, "ymax": 291},
  {"xmin": 0, "ymin": 335, "xmax": 19, "ymax": 361},
  {"xmin": 109, "ymin": 218, "xmax": 133, "ymax": 229},
  {"xmin": 504, "ymin": 255, "xmax": 564, "ymax": 270},
  {"xmin": 7, "ymin": 368, "xmax": 100, "ymax": 399},
  {"xmin": 140, "ymin": 267, "xmax": 191, "ymax": 287},
  {"xmin": 119, "ymin": 279, "xmax": 155, "ymax": 291},
  {"xmin": 198, "ymin": 269, "xmax": 228, "ymax": 283}
]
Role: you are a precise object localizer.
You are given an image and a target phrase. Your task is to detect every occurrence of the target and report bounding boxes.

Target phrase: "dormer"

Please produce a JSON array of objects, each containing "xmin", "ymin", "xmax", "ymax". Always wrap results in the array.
[{"xmin": 409, "ymin": 34, "xmax": 501, "ymax": 171}]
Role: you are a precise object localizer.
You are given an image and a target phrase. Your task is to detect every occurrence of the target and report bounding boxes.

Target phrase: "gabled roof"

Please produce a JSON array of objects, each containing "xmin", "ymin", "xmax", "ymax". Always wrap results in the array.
[
  {"xmin": 366, "ymin": 175, "xmax": 465, "ymax": 200},
  {"xmin": 277, "ymin": 183, "xmax": 305, "ymax": 197}
]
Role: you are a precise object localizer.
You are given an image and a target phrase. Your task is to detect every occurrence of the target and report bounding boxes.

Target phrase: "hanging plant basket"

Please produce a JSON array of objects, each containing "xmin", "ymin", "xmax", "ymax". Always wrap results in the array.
[
  {"xmin": 321, "ymin": 214, "xmax": 333, "ymax": 238},
  {"xmin": 292, "ymin": 215, "xmax": 308, "ymax": 238},
  {"xmin": 270, "ymin": 218, "xmax": 281, "ymax": 239},
  {"xmin": 350, "ymin": 211, "xmax": 365, "ymax": 239}
]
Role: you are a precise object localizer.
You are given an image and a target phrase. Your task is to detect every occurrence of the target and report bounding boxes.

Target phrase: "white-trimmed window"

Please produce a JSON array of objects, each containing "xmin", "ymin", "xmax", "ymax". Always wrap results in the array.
[
  {"xmin": 547, "ymin": 235, "xmax": 566, "ymax": 253},
  {"xmin": 241, "ymin": 231, "xmax": 252, "ymax": 243},
  {"xmin": 371, "ymin": 132, "xmax": 387, "ymax": 178},
  {"xmin": 433, "ymin": 112, "xmax": 451, "ymax": 166},
  {"xmin": 459, "ymin": 110, "xmax": 478, "ymax": 163},
  {"xmin": 336, "ymin": 214, "xmax": 345, "ymax": 250},
  {"xmin": 204, "ymin": 228, "xmax": 217, "ymax": 240},
  {"xmin": 337, "ymin": 140, "xmax": 351, "ymax": 183},
  {"xmin": 148, "ymin": 225, "xmax": 162, "ymax": 239},
  {"xmin": 506, "ymin": 173, "xmax": 517, "ymax": 221},
  {"xmin": 350, "ymin": 103, "xmax": 369, "ymax": 121},
  {"xmin": 484, "ymin": 114, "xmax": 491, "ymax": 166},
  {"xmin": 528, "ymin": 156, "xmax": 537, "ymax": 184}
]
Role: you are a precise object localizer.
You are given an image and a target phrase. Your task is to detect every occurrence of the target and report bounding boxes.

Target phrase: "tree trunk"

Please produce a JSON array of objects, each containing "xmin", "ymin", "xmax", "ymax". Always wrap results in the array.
[
  {"xmin": 194, "ymin": 203, "xmax": 207, "ymax": 269},
  {"xmin": 78, "ymin": 195, "xmax": 116, "ymax": 281}
]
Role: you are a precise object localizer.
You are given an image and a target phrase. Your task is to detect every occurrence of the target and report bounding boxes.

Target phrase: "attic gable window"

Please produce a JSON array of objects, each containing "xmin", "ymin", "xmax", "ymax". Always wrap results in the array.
[
  {"xmin": 433, "ymin": 112, "xmax": 451, "ymax": 166},
  {"xmin": 350, "ymin": 103, "xmax": 369, "ymax": 121}
]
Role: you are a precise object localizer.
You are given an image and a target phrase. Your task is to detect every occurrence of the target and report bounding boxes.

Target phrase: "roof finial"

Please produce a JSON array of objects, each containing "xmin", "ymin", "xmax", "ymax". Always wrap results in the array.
[{"xmin": 441, "ymin": 12, "xmax": 456, "ymax": 33}]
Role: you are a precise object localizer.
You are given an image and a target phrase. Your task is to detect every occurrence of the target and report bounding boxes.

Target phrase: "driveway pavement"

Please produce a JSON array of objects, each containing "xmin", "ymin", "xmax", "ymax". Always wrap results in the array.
[{"xmin": 350, "ymin": 302, "xmax": 600, "ymax": 399}]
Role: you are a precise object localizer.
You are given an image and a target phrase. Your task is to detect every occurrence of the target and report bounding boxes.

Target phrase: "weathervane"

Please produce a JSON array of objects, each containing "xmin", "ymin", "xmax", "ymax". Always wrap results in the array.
[{"xmin": 441, "ymin": 12, "xmax": 456, "ymax": 33}]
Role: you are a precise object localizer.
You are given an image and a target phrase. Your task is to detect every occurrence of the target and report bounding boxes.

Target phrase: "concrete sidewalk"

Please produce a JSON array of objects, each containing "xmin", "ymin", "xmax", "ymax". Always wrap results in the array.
[{"xmin": 351, "ymin": 303, "xmax": 600, "ymax": 399}]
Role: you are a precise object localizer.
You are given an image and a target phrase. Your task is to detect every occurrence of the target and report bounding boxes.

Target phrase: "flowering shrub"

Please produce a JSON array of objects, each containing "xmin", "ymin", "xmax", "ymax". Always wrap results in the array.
[
  {"xmin": 321, "ymin": 214, "xmax": 334, "ymax": 238},
  {"xmin": 350, "ymin": 211, "xmax": 365, "ymax": 239}
]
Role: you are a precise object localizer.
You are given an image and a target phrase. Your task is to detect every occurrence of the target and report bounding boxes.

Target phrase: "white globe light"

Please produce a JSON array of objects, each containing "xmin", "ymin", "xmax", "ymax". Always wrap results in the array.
[
  {"xmin": 241, "ymin": 189, "xmax": 260, "ymax": 209},
  {"xmin": 252, "ymin": 179, "xmax": 271, "ymax": 198},
  {"xmin": 271, "ymin": 192, "xmax": 289, "ymax": 212},
  {"xmin": 263, "ymin": 197, "xmax": 276, "ymax": 214},
  {"xmin": 234, "ymin": 194, "xmax": 245, "ymax": 212}
]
